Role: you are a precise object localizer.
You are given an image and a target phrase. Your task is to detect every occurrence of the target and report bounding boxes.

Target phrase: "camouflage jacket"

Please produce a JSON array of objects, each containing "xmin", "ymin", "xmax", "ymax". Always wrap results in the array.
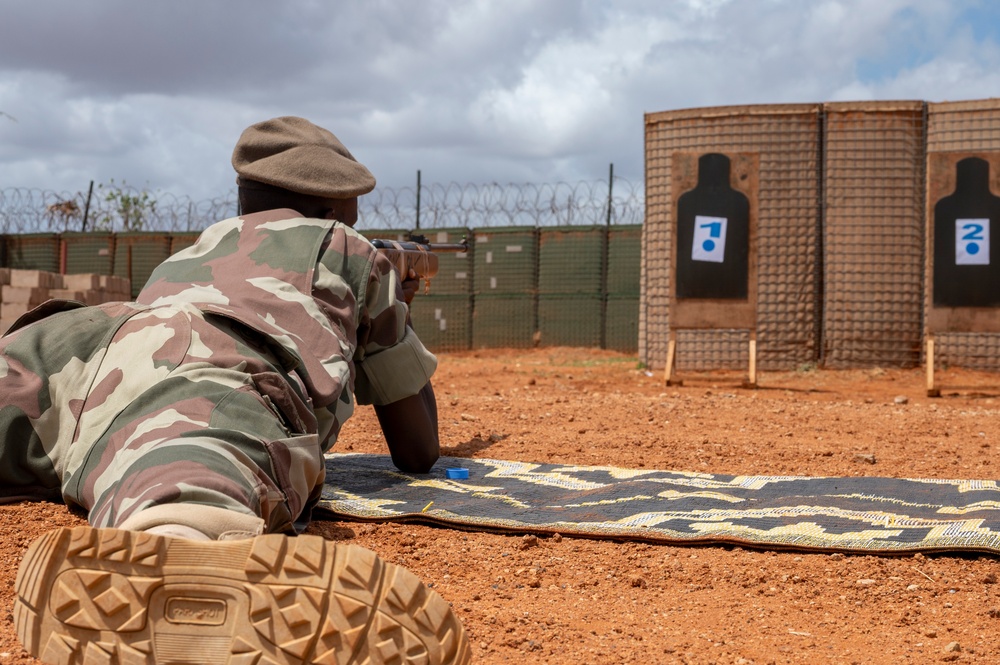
[{"xmin": 135, "ymin": 208, "xmax": 437, "ymax": 449}]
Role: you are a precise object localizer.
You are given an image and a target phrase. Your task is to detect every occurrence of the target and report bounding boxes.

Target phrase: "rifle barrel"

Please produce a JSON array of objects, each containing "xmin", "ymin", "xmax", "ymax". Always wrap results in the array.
[{"xmin": 370, "ymin": 239, "xmax": 468, "ymax": 252}]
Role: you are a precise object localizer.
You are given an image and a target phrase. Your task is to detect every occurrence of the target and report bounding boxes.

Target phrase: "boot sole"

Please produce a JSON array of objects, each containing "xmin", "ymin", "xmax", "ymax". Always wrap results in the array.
[{"xmin": 15, "ymin": 526, "xmax": 471, "ymax": 664}]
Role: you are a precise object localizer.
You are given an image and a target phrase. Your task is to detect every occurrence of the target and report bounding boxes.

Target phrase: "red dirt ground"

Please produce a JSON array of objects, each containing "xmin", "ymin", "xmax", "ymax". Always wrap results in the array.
[{"xmin": 3, "ymin": 347, "xmax": 1000, "ymax": 663}]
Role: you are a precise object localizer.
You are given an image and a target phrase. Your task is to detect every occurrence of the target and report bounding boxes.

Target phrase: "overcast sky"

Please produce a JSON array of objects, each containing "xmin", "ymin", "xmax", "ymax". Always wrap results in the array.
[{"xmin": 1, "ymin": 0, "xmax": 999, "ymax": 202}]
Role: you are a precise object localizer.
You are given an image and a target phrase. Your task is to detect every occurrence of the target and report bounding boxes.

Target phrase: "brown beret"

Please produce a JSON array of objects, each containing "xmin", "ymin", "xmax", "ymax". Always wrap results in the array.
[{"xmin": 232, "ymin": 116, "xmax": 375, "ymax": 198}]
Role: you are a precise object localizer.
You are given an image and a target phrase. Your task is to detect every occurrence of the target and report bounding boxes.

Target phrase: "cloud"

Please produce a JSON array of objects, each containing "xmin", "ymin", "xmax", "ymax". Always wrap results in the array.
[{"xmin": 0, "ymin": 0, "xmax": 997, "ymax": 202}]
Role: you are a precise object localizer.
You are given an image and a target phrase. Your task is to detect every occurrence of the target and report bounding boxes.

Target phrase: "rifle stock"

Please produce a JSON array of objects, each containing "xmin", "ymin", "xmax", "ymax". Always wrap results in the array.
[{"xmin": 370, "ymin": 234, "xmax": 469, "ymax": 292}]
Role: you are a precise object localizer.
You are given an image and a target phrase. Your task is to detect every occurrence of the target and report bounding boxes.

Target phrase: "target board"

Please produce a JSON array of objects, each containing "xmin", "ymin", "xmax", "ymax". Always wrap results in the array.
[
  {"xmin": 671, "ymin": 152, "xmax": 758, "ymax": 329},
  {"xmin": 927, "ymin": 153, "xmax": 1000, "ymax": 333}
]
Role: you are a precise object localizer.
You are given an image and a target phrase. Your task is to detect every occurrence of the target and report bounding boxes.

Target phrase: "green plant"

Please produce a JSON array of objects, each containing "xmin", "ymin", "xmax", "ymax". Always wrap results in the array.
[{"xmin": 95, "ymin": 179, "xmax": 157, "ymax": 232}]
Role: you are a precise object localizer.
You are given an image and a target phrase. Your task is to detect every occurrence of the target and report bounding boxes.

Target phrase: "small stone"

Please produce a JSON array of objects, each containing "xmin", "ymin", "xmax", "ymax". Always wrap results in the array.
[
  {"xmin": 856, "ymin": 579, "xmax": 877, "ymax": 587},
  {"xmin": 551, "ymin": 533, "xmax": 563, "ymax": 543},
  {"xmin": 854, "ymin": 453, "xmax": 877, "ymax": 465},
  {"xmin": 629, "ymin": 575, "xmax": 647, "ymax": 588},
  {"xmin": 906, "ymin": 584, "xmax": 920, "ymax": 591},
  {"xmin": 924, "ymin": 628, "xmax": 938, "ymax": 638},
  {"xmin": 983, "ymin": 573, "xmax": 997, "ymax": 584},
  {"xmin": 894, "ymin": 395, "xmax": 909, "ymax": 405},
  {"xmin": 460, "ymin": 413, "xmax": 477, "ymax": 421},
  {"xmin": 944, "ymin": 641, "xmax": 961, "ymax": 653},
  {"xmin": 519, "ymin": 534, "xmax": 539, "ymax": 550},
  {"xmin": 987, "ymin": 607, "xmax": 1000, "ymax": 618}
]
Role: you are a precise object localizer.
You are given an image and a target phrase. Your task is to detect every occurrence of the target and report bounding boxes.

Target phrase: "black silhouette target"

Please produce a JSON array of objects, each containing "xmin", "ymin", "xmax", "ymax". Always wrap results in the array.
[
  {"xmin": 675, "ymin": 153, "xmax": 750, "ymax": 300},
  {"xmin": 933, "ymin": 157, "xmax": 1000, "ymax": 308}
]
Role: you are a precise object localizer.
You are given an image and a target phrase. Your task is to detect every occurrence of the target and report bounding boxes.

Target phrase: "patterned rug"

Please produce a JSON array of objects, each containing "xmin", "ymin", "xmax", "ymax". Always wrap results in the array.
[{"xmin": 316, "ymin": 454, "xmax": 1000, "ymax": 554}]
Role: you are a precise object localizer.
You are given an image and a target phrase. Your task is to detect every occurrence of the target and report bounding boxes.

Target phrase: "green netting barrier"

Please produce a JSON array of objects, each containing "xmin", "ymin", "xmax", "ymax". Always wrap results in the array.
[
  {"xmin": 417, "ymin": 228, "xmax": 473, "ymax": 296},
  {"xmin": 538, "ymin": 226, "xmax": 604, "ymax": 295},
  {"xmin": 537, "ymin": 294, "xmax": 602, "ymax": 347},
  {"xmin": 62, "ymin": 232, "xmax": 114, "ymax": 275},
  {"xmin": 3, "ymin": 234, "xmax": 60, "ymax": 272},
  {"xmin": 472, "ymin": 294, "xmax": 536, "ymax": 348},
  {"xmin": 473, "ymin": 227, "xmax": 538, "ymax": 295},
  {"xmin": 607, "ymin": 225, "xmax": 642, "ymax": 296},
  {"xmin": 113, "ymin": 232, "xmax": 172, "ymax": 297},
  {"xmin": 605, "ymin": 295, "xmax": 640, "ymax": 352},
  {"xmin": 408, "ymin": 294, "xmax": 472, "ymax": 351}
]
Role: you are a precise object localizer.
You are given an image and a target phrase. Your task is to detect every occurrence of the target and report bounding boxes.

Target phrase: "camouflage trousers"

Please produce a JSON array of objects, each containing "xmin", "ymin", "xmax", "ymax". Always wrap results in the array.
[{"xmin": 0, "ymin": 302, "xmax": 325, "ymax": 539}]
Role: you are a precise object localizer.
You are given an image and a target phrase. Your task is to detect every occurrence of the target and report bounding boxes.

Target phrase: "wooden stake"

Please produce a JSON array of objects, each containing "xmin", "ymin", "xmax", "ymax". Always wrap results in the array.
[
  {"xmin": 664, "ymin": 329, "xmax": 678, "ymax": 386},
  {"xmin": 926, "ymin": 334, "xmax": 940, "ymax": 397}
]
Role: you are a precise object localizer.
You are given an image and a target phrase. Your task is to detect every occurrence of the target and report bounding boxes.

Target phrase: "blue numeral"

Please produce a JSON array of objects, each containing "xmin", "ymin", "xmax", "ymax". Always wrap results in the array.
[
  {"xmin": 961, "ymin": 223, "xmax": 985, "ymax": 241},
  {"xmin": 699, "ymin": 221, "xmax": 722, "ymax": 238}
]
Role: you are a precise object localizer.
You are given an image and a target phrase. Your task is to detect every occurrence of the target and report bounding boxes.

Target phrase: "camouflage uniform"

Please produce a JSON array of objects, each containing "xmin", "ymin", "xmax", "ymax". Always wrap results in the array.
[{"xmin": 0, "ymin": 209, "xmax": 436, "ymax": 538}]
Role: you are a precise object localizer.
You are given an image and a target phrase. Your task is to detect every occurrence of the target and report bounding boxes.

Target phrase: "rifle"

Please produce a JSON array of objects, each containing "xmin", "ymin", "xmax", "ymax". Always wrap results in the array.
[{"xmin": 369, "ymin": 233, "xmax": 469, "ymax": 294}]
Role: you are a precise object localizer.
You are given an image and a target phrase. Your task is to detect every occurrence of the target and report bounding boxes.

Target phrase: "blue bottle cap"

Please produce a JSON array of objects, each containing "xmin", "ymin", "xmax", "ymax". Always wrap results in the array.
[{"xmin": 445, "ymin": 468, "xmax": 469, "ymax": 480}]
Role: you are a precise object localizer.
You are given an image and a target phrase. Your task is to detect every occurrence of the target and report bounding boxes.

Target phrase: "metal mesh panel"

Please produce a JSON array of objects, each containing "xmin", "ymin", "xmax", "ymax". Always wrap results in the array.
[
  {"xmin": 408, "ymin": 294, "xmax": 472, "ymax": 351},
  {"xmin": 63, "ymin": 233, "xmax": 114, "ymax": 275},
  {"xmin": 417, "ymin": 228, "xmax": 473, "ymax": 296},
  {"xmin": 473, "ymin": 227, "xmax": 538, "ymax": 294},
  {"xmin": 472, "ymin": 294, "xmax": 536, "ymax": 348},
  {"xmin": 113, "ymin": 232, "xmax": 172, "ymax": 297},
  {"xmin": 2, "ymin": 234, "xmax": 59, "ymax": 271},
  {"xmin": 604, "ymin": 295, "xmax": 639, "ymax": 352},
  {"xmin": 607, "ymin": 225, "xmax": 642, "ymax": 296},
  {"xmin": 537, "ymin": 294, "xmax": 602, "ymax": 347},
  {"xmin": 538, "ymin": 226, "xmax": 604, "ymax": 294},
  {"xmin": 822, "ymin": 102, "xmax": 926, "ymax": 368},
  {"xmin": 926, "ymin": 99, "xmax": 1000, "ymax": 370},
  {"xmin": 642, "ymin": 104, "xmax": 821, "ymax": 370},
  {"xmin": 676, "ymin": 329, "xmax": 750, "ymax": 370}
]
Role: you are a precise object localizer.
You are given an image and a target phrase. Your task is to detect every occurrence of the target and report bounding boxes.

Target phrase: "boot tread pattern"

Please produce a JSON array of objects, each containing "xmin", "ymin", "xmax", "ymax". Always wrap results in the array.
[{"xmin": 14, "ymin": 525, "xmax": 471, "ymax": 664}]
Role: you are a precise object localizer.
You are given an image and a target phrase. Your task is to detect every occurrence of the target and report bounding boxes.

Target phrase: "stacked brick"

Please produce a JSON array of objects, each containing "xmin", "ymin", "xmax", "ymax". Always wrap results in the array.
[{"xmin": 0, "ymin": 269, "xmax": 131, "ymax": 335}]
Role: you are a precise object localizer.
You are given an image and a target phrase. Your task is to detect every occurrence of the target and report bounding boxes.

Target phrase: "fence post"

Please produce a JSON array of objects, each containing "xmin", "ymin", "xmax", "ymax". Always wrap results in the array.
[
  {"xmin": 600, "ymin": 164, "xmax": 613, "ymax": 349},
  {"xmin": 415, "ymin": 170, "xmax": 422, "ymax": 230},
  {"xmin": 81, "ymin": 180, "xmax": 94, "ymax": 232}
]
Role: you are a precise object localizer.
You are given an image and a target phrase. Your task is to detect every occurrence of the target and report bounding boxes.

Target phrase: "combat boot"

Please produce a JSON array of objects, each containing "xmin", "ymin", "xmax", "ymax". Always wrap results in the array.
[{"xmin": 15, "ymin": 525, "xmax": 471, "ymax": 664}]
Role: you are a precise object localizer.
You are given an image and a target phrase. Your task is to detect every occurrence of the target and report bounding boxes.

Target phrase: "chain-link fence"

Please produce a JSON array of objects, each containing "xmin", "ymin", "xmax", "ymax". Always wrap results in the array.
[{"xmin": 0, "ymin": 176, "xmax": 645, "ymax": 234}]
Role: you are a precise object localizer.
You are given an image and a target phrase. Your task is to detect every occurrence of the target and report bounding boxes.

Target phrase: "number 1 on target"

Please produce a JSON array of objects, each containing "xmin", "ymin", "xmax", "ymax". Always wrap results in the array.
[{"xmin": 692, "ymin": 215, "xmax": 728, "ymax": 263}]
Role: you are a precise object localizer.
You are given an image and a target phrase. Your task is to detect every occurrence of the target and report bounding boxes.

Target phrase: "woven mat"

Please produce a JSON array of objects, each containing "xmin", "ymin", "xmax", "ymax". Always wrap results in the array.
[{"xmin": 316, "ymin": 454, "xmax": 1000, "ymax": 554}]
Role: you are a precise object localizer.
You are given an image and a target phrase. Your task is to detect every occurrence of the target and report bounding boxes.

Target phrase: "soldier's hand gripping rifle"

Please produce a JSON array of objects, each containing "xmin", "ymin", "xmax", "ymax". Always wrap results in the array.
[{"xmin": 369, "ymin": 234, "xmax": 469, "ymax": 295}]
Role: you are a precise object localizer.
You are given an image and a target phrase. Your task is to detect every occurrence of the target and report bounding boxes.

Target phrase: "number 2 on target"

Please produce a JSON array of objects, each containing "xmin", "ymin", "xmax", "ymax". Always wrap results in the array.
[{"xmin": 955, "ymin": 218, "xmax": 990, "ymax": 265}]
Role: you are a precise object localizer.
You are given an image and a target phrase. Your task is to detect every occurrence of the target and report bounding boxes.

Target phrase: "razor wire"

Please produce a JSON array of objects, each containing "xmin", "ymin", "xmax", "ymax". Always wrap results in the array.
[{"xmin": 0, "ymin": 177, "xmax": 645, "ymax": 233}]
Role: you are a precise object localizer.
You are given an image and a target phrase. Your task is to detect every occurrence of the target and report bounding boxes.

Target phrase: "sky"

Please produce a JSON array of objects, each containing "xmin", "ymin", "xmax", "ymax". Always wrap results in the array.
[{"xmin": 1, "ymin": 0, "xmax": 999, "ymax": 203}]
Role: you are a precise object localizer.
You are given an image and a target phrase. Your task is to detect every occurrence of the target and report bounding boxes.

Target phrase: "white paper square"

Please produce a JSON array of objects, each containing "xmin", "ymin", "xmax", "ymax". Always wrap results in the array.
[
  {"xmin": 956, "ymin": 219, "xmax": 990, "ymax": 265},
  {"xmin": 691, "ymin": 215, "xmax": 728, "ymax": 263}
]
